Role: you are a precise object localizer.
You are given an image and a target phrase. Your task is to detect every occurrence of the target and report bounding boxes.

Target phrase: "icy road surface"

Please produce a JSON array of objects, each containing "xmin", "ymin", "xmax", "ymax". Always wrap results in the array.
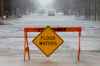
[{"xmin": 0, "ymin": 15, "xmax": 100, "ymax": 65}]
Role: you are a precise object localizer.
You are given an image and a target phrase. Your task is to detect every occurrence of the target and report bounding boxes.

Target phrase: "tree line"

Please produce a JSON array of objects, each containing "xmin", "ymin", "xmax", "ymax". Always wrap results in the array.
[{"xmin": 0, "ymin": 0, "xmax": 100, "ymax": 20}]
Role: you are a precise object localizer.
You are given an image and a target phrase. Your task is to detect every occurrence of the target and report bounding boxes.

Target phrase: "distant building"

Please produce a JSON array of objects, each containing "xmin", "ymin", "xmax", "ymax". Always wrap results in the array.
[{"xmin": 0, "ymin": 0, "xmax": 37, "ymax": 18}]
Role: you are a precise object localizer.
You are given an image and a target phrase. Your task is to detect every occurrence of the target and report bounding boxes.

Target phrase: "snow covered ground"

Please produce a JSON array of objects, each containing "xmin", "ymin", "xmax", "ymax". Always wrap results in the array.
[
  {"xmin": 0, "ymin": 15, "xmax": 100, "ymax": 50},
  {"xmin": 0, "ymin": 15, "xmax": 100, "ymax": 65}
]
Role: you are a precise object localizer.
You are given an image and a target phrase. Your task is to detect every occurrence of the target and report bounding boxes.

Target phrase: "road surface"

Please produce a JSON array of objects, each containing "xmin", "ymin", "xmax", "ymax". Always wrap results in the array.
[{"xmin": 0, "ymin": 15, "xmax": 100, "ymax": 65}]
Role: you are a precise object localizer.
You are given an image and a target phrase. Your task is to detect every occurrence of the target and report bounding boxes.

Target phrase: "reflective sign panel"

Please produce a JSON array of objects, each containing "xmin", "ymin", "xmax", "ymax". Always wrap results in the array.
[{"xmin": 32, "ymin": 26, "xmax": 64, "ymax": 57}]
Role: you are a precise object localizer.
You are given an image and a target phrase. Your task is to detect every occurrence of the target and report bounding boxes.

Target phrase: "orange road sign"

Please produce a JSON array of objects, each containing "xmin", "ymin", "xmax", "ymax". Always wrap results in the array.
[{"xmin": 32, "ymin": 26, "xmax": 64, "ymax": 57}]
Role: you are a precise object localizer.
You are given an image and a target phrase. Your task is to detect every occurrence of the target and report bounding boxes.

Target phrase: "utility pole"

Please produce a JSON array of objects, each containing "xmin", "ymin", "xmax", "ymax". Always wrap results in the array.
[
  {"xmin": 95, "ymin": 0, "xmax": 96, "ymax": 21},
  {"xmin": 0, "ymin": 0, "xmax": 4, "ymax": 18},
  {"xmin": 88, "ymin": 0, "xmax": 91, "ymax": 20}
]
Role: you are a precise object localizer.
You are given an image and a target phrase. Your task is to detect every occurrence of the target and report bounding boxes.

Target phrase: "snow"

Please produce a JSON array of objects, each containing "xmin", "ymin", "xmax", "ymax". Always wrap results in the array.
[
  {"xmin": 0, "ymin": 15, "xmax": 100, "ymax": 65},
  {"xmin": 0, "ymin": 15, "xmax": 100, "ymax": 50}
]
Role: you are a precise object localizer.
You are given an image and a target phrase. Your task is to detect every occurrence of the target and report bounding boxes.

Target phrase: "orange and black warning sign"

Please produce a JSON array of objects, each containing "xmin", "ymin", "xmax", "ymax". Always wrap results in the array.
[{"xmin": 32, "ymin": 26, "xmax": 64, "ymax": 57}]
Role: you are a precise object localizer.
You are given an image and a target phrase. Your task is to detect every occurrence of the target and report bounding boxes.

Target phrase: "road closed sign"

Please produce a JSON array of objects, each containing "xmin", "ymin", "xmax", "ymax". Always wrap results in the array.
[{"xmin": 32, "ymin": 26, "xmax": 64, "ymax": 57}]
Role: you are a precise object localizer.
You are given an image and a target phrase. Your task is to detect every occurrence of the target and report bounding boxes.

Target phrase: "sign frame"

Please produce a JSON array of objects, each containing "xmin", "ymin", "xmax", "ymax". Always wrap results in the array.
[{"xmin": 24, "ymin": 26, "xmax": 81, "ymax": 63}]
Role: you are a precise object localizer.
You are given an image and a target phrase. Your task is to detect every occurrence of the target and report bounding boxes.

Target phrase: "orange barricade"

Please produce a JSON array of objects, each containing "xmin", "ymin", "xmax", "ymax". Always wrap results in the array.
[{"xmin": 24, "ymin": 26, "xmax": 82, "ymax": 63}]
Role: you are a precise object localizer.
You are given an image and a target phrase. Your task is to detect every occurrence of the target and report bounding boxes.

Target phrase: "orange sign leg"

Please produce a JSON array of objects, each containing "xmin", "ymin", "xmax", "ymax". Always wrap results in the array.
[
  {"xmin": 77, "ymin": 32, "xmax": 81, "ymax": 63},
  {"xmin": 24, "ymin": 31, "xmax": 30, "ymax": 63}
]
